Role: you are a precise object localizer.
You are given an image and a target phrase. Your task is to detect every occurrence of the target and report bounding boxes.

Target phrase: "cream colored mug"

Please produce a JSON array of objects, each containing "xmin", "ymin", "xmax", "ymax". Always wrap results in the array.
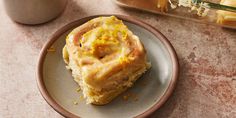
[{"xmin": 3, "ymin": 0, "xmax": 68, "ymax": 24}]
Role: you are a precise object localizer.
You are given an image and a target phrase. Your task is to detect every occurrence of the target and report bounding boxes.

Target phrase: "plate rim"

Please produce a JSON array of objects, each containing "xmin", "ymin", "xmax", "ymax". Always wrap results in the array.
[{"xmin": 36, "ymin": 14, "xmax": 179, "ymax": 118}]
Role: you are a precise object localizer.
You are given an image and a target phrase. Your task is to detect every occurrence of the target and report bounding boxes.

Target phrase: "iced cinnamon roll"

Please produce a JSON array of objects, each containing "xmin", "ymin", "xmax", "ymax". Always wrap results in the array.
[{"xmin": 62, "ymin": 16, "xmax": 151, "ymax": 105}]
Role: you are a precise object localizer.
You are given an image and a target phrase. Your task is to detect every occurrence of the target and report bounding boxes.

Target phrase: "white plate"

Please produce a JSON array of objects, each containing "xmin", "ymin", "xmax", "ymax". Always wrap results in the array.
[{"xmin": 37, "ymin": 15, "xmax": 179, "ymax": 118}]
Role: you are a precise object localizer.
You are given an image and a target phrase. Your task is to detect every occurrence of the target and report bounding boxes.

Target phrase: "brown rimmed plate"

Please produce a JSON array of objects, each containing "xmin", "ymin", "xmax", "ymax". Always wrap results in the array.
[{"xmin": 37, "ymin": 15, "xmax": 179, "ymax": 118}]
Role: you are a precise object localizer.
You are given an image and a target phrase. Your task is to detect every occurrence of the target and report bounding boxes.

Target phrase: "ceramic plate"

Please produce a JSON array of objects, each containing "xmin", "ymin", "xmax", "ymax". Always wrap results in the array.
[{"xmin": 37, "ymin": 15, "xmax": 179, "ymax": 118}]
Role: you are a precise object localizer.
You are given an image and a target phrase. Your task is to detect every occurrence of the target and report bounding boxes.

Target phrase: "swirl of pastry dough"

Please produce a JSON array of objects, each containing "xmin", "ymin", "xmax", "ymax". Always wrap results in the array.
[{"xmin": 63, "ymin": 16, "xmax": 150, "ymax": 105}]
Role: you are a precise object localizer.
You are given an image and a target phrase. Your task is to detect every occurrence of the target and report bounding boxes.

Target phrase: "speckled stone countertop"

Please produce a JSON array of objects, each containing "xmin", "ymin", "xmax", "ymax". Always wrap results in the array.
[{"xmin": 0, "ymin": 0, "xmax": 235, "ymax": 118}]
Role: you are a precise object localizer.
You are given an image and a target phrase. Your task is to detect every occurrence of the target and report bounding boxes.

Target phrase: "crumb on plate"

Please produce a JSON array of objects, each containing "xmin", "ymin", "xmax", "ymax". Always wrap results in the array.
[
  {"xmin": 80, "ymin": 95, "xmax": 84, "ymax": 100},
  {"xmin": 76, "ymin": 88, "xmax": 81, "ymax": 92},
  {"xmin": 47, "ymin": 46, "xmax": 56, "ymax": 52},
  {"xmin": 73, "ymin": 100, "xmax": 78, "ymax": 105},
  {"xmin": 122, "ymin": 92, "xmax": 139, "ymax": 102}
]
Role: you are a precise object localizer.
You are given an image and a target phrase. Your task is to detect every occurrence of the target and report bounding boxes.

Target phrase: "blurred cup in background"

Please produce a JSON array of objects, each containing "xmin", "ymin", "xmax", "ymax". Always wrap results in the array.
[{"xmin": 3, "ymin": 0, "xmax": 68, "ymax": 25}]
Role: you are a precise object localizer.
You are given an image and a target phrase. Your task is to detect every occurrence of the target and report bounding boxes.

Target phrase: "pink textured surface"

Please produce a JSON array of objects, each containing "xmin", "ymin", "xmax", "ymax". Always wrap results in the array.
[{"xmin": 0, "ymin": 0, "xmax": 235, "ymax": 117}]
